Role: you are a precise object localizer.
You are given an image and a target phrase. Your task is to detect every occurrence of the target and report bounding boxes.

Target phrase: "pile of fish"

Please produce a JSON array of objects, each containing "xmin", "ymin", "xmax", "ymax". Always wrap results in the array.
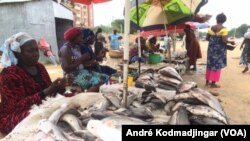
[
  {"xmin": 163, "ymin": 51, "xmax": 189, "ymax": 76},
  {"xmin": 134, "ymin": 66, "xmax": 228, "ymax": 125},
  {"xmin": 0, "ymin": 67, "xmax": 228, "ymax": 141}
]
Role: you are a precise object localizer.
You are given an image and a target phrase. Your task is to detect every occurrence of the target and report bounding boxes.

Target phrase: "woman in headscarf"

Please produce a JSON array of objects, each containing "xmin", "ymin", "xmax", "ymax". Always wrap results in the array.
[
  {"xmin": 0, "ymin": 32, "xmax": 66, "ymax": 134},
  {"xmin": 240, "ymin": 28, "xmax": 250, "ymax": 73},
  {"xmin": 184, "ymin": 25, "xmax": 202, "ymax": 71},
  {"xmin": 206, "ymin": 13, "xmax": 235, "ymax": 88},
  {"xmin": 59, "ymin": 27, "xmax": 108, "ymax": 92}
]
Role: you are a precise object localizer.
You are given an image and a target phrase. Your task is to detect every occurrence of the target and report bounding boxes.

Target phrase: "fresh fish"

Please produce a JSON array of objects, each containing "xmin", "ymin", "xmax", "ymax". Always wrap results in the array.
[
  {"xmin": 151, "ymin": 91, "xmax": 176, "ymax": 103},
  {"xmin": 168, "ymin": 107, "xmax": 190, "ymax": 125},
  {"xmin": 121, "ymin": 94, "xmax": 138, "ymax": 107},
  {"xmin": 158, "ymin": 67, "xmax": 183, "ymax": 81},
  {"xmin": 132, "ymin": 101, "xmax": 143, "ymax": 108},
  {"xmin": 171, "ymin": 102, "xmax": 190, "ymax": 113},
  {"xmin": 38, "ymin": 119, "xmax": 68, "ymax": 141},
  {"xmin": 48, "ymin": 104, "xmax": 70, "ymax": 124},
  {"xmin": 72, "ymin": 130, "xmax": 97, "ymax": 141},
  {"xmin": 103, "ymin": 93, "xmax": 121, "ymax": 108},
  {"xmin": 189, "ymin": 115, "xmax": 225, "ymax": 125},
  {"xmin": 157, "ymin": 74, "xmax": 182, "ymax": 85},
  {"xmin": 185, "ymin": 105, "xmax": 228, "ymax": 124},
  {"xmin": 158, "ymin": 83, "xmax": 177, "ymax": 91},
  {"xmin": 87, "ymin": 119, "xmax": 121, "ymax": 141},
  {"xmin": 59, "ymin": 114, "xmax": 83, "ymax": 131},
  {"xmin": 90, "ymin": 111, "xmax": 117, "ymax": 120},
  {"xmin": 172, "ymin": 92, "xmax": 205, "ymax": 105},
  {"xmin": 144, "ymin": 102, "xmax": 159, "ymax": 111},
  {"xmin": 151, "ymin": 115, "xmax": 171, "ymax": 125},
  {"xmin": 95, "ymin": 98, "xmax": 111, "ymax": 111},
  {"xmin": 190, "ymin": 88, "xmax": 226, "ymax": 116},
  {"xmin": 149, "ymin": 98, "xmax": 165, "ymax": 108},
  {"xmin": 114, "ymin": 107, "xmax": 154, "ymax": 120},
  {"xmin": 100, "ymin": 115, "xmax": 150, "ymax": 128},
  {"xmin": 164, "ymin": 101, "xmax": 176, "ymax": 115},
  {"xmin": 178, "ymin": 81, "xmax": 197, "ymax": 93},
  {"xmin": 2, "ymin": 93, "xmax": 106, "ymax": 141}
]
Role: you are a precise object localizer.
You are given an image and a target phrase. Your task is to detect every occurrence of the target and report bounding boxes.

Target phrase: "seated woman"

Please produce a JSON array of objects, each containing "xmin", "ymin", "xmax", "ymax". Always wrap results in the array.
[
  {"xmin": 129, "ymin": 37, "xmax": 147, "ymax": 64},
  {"xmin": 59, "ymin": 27, "xmax": 108, "ymax": 92},
  {"xmin": 81, "ymin": 28, "xmax": 117, "ymax": 76},
  {"xmin": 0, "ymin": 32, "xmax": 66, "ymax": 134},
  {"xmin": 146, "ymin": 35, "xmax": 160, "ymax": 53}
]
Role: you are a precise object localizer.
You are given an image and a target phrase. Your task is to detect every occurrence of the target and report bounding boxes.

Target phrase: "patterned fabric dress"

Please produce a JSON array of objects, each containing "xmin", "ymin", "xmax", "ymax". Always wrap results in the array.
[
  {"xmin": 0, "ymin": 63, "xmax": 51, "ymax": 134},
  {"xmin": 206, "ymin": 27, "xmax": 228, "ymax": 82},
  {"xmin": 61, "ymin": 43, "xmax": 109, "ymax": 91}
]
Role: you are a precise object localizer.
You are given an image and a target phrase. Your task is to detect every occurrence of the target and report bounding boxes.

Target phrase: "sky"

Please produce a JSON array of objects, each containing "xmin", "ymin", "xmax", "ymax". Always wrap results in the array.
[{"xmin": 93, "ymin": 0, "xmax": 250, "ymax": 30}]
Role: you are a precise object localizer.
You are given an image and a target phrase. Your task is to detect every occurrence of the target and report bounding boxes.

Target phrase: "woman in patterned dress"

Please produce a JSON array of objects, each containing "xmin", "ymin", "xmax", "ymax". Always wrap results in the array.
[{"xmin": 205, "ymin": 13, "xmax": 235, "ymax": 88}]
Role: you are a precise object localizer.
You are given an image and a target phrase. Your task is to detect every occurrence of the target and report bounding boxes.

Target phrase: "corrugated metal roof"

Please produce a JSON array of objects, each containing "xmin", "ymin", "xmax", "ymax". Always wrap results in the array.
[{"xmin": 0, "ymin": 0, "xmax": 32, "ymax": 4}]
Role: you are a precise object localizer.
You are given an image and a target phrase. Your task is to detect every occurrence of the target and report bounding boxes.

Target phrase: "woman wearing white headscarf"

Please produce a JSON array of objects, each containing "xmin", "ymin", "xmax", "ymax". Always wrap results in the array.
[
  {"xmin": 240, "ymin": 28, "xmax": 250, "ymax": 73},
  {"xmin": 0, "ymin": 32, "xmax": 66, "ymax": 134}
]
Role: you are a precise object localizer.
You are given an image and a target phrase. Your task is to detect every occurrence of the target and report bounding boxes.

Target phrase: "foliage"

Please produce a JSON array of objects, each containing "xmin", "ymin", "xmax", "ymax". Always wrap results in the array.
[
  {"xmin": 228, "ymin": 24, "xmax": 250, "ymax": 38},
  {"xmin": 111, "ymin": 19, "xmax": 124, "ymax": 33},
  {"xmin": 198, "ymin": 24, "xmax": 250, "ymax": 38},
  {"xmin": 111, "ymin": 19, "xmax": 137, "ymax": 34}
]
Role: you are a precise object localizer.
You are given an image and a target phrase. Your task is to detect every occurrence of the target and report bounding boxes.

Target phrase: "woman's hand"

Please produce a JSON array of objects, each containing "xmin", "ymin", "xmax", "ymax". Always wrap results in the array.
[
  {"xmin": 43, "ymin": 78, "xmax": 66, "ymax": 96},
  {"xmin": 84, "ymin": 60, "xmax": 98, "ymax": 67}
]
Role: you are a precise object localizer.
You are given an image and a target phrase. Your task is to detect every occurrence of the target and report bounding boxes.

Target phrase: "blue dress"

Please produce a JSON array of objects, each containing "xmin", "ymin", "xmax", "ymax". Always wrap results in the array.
[
  {"xmin": 207, "ymin": 28, "xmax": 228, "ymax": 70},
  {"xmin": 110, "ymin": 34, "xmax": 120, "ymax": 49}
]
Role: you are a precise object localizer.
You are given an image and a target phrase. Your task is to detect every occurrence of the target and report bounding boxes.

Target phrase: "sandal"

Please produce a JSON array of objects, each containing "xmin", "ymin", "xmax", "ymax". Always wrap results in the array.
[
  {"xmin": 210, "ymin": 83, "xmax": 220, "ymax": 88},
  {"xmin": 242, "ymin": 67, "xmax": 249, "ymax": 73},
  {"xmin": 205, "ymin": 80, "xmax": 210, "ymax": 86}
]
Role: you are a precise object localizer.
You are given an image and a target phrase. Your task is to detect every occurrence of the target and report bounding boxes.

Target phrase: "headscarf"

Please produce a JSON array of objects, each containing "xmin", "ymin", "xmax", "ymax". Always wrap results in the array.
[
  {"xmin": 244, "ymin": 28, "xmax": 250, "ymax": 39},
  {"xmin": 64, "ymin": 27, "xmax": 81, "ymax": 41},
  {"xmin": 81, "ymin": 28, "xmax": 94, "ymax": 44},
  {"xmin": 0, "ymin": 32, "xmax": 34, "ymax": 68}
]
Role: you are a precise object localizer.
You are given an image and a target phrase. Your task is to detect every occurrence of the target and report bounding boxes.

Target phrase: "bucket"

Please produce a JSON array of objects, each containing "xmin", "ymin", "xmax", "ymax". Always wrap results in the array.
[
  {"xmin": 148, "ymin": 53, "xmax": 162, "ymax": 64},
  {"xmin": 127, "ymin": 76, "xmax": 134, "ymax": 87}
]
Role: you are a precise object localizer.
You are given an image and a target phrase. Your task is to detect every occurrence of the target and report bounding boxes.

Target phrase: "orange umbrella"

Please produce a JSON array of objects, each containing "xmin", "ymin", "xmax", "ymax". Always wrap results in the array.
[{"xmin": 70, "ymin": 0, "xmax": 111, "ymax": 5}]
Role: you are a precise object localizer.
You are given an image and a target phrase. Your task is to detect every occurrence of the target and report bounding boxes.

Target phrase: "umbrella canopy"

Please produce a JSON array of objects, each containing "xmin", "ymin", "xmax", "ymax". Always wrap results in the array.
[
  {"xmin": 130, "ymin": 0, "xmax": 208, "ymax": 31},
  {"xmin": 69, "ymin": 0, "xmax": 111, "ymax": 5},
  {"xmin": 140, "ymin": 22, "xmax": 197, "ymax": 36}
]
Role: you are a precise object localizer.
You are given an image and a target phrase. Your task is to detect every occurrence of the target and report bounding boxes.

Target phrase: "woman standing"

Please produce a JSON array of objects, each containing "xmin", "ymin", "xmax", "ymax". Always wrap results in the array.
[
  {"xmin": 184, "ymin": 25, "xmax": 202, "ymax": 71},
  {"xmin": 240, "ymin": 28, "xmax": 250, "ymax": 73},
  {"xmin": 205, "ymin": 13, "xmax": 235, "ymax": 88}
]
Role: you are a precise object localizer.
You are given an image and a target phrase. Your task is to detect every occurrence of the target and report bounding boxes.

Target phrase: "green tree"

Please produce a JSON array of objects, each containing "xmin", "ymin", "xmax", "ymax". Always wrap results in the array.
[
  {"xmin": 111, "ymin": 19, "xmax": 124, "ymax": 33},
  {"xmin": 229, "ymin": 24, "xmax": 250, "ymax": 38}
]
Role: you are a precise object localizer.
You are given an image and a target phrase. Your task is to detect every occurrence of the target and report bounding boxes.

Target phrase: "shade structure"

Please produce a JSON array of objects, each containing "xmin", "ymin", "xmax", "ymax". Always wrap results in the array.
[
  {"xmin": 140, "ymin": 22, "xmax": 196, "ymax": 36},
  {"xmin": 70, "ymin": 0, "xmax": 111, "ymax": 5},
  {"xmin": 130, "ymin": 0, "xmax": 208, "ymax": 32}
]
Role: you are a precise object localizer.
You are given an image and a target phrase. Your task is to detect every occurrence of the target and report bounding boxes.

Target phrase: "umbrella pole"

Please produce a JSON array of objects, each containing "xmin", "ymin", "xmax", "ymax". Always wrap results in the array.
[
  {"xmin": 160, "ymin": 2, "xmax": 171, "ymax": 64},
  {"xmin": 136, "ymin": 0, "xmax": 141, "ymax": 75},
  {"xmin": 122, "ymin": 0, "xmax": 131, "ymax": 108}
]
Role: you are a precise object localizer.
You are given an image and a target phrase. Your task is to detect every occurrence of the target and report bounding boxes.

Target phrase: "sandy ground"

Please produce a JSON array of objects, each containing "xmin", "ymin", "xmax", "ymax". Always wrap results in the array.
[{"xmin": 45, "ymin": 39, "xmax": 250, "ymax": 124}]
